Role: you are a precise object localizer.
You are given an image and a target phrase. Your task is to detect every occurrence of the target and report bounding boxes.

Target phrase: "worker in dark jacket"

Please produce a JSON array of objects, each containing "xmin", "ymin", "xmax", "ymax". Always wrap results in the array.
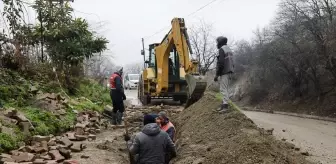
[
  {"xmin": 109, "ymin": 67, "xmax": 126, "ymax": 125},
  {"xmin": 143, "ymin": 113, "xmax": 158, "ymax": 125},
  {"xmin": 125, "ymin": 123, "xmax": 177, "ymax": 164},
  {"xmin": 214, "ymin": 36, "xmax": 234, "ymax": 113}
]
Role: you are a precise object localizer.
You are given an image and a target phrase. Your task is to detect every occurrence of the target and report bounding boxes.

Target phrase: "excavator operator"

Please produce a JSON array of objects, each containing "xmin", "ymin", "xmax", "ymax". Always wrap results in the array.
[{"xmin": 169, "ymin": 57, "xmax": 174, "ymax": 76}]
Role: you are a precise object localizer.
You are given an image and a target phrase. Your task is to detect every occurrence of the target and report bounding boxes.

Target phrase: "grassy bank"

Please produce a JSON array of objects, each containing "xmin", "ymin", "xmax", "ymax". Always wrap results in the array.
[{"xmin": 0, "ymin": 68, "xmax": 110, "ymax": 152}]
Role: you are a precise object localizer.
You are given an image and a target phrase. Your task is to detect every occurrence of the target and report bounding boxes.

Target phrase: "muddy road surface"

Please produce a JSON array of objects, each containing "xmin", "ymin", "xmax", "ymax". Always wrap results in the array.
[
  {"xmin": 68, "ymin": 89, "xmax": 335, "ymax": 164},
  {"xmin": 243, "ymin": 110, "xmax": 336, "ymax": 164},
  {"xmin": 124, "ymin": 89, "xmax": 181, "ymax": 106},
  {"xmin": 70, "ymin": 89, "xmax": 182, "ymax": 164},
  {"xmin": 71, "ymin": 128, "xmax": 129, "ymax": 164}
]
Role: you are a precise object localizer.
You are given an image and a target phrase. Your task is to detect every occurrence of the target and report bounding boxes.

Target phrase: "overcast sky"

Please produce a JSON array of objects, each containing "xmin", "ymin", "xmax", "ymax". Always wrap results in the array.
[{"xmin": 2, "ymin": 0, "xmax": 281, "ymax": 66}]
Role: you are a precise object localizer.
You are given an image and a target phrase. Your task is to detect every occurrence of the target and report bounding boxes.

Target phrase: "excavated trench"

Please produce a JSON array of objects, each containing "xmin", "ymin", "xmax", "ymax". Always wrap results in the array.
[
  {"xmin": 3, "ymin": 90, "xmax": 311, "ymax": 164},
  {"xmin": 113, "ymin": 91, "xmax": 313, "ymax": 164}
]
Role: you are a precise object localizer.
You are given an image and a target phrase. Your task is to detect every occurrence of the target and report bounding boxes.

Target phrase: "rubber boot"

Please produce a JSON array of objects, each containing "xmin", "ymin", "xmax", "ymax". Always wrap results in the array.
[
  {"xmin": 117, "ymin": 112, "xmax": 124, "ymax": 125},
  {"xmin": 116, "ymin": 112, "xmax": 120, "ymax": 125},
  {"xmin": 217, "ymin": 104, "xmax": 229, "ymax": 113},
  {"xmin": 111, "ymin": 112, "xmax": 117, "ymax": 125}
]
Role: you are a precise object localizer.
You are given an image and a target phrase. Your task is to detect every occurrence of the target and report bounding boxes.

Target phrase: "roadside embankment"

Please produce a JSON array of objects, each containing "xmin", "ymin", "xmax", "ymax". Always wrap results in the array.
[{"xmin": 172, "ymin": 92, "xmax": 312, "ymax": 164}]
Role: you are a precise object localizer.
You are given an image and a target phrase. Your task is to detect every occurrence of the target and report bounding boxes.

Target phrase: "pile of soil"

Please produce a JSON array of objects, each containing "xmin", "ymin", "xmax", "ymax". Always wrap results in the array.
[{"xmin": 172, "ymin": 92, "xmax": 312, "ymax": 164}]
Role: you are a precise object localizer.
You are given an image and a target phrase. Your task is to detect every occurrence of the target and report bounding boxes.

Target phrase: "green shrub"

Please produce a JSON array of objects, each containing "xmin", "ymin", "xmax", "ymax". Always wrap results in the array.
[
  {"xmin": 77, "ymin": 79, "xmax": 110, "ymax": 104},
  {"xmin": 41, "ymin": 81, "xmax": 62, "ymax": 93},
  {"xmin": 0, "ymin": 133, "xmax": 18, "ymax": 153},
  {"xmin": 215, "ymin": 92, "xmax": 240, "ymax": 111},
  {"xmin": 72, "ymin": 99, "xmax": 102, "ymax": 112},
  {"xmin": 23, "ymin": 107, "xmax": 75, "ymax": 135}
]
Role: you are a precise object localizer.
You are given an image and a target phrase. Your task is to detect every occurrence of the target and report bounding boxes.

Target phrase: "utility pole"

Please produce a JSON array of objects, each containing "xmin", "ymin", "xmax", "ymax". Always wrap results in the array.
[
  {"xmin": 141, "ymin": 38, "xmax": 146, "ymax": 68},
  {"xmin": 39, "ymin": 9, "xmax": 44, "ymax": 63}
]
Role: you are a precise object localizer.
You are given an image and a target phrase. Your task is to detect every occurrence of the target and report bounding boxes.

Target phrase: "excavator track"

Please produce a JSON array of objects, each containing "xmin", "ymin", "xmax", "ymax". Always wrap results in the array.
[{"xmin": 185, "ymin": 74, "xmax": 207, "ymax": 108}]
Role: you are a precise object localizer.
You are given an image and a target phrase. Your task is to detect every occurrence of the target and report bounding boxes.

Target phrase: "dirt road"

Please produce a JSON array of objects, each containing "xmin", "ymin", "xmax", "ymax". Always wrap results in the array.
[
  {"xmin": 71, "ymin": 128, "xmax": 129, "ymax": 164},
  {"xmin": 243, "ymin": 110, "xmax": 336, "ymax": 164},
  {"xmin": 69, "ymin": 89, "xmax": 180, "ymax": 164},
  {"xmin": 69, "ymin": 90, "xmax": 141, "ymax": 164},
  {"xmin": 124, "ymin": 89, "xmax": 141, "ymax": 106}
]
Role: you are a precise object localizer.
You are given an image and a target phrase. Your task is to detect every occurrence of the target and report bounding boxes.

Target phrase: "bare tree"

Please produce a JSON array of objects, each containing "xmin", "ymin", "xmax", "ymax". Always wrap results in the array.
[
  {"xmin": 233, "ymin": 0, "xmax": 336, "ymax": 105},
  {"xmin": 189, "ymin": 20, "xmax": 217, "ymax": 75},
  {"xmin": 125, "ymin": 62, "xmax": 143, "ymax": 74},
  {"xmin": 83, "ymin": 53, "xmax": 115, "ymax": 81}
]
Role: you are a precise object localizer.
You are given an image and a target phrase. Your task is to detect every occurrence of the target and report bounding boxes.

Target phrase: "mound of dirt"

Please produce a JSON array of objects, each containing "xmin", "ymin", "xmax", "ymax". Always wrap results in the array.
[{"xmin": 172, "ymin": 92, "xmax": 312, "ymax": 164}]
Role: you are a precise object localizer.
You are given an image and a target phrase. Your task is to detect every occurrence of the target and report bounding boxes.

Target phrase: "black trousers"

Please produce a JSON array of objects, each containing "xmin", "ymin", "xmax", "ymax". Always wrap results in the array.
[{"xmin": 110, "ymin": 89, "xmax": 125, "ymax": 113}]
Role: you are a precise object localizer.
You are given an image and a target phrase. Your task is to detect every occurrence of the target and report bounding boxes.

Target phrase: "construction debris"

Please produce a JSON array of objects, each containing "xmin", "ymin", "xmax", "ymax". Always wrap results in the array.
[
  {"xmin": 0, "ymin": 110, "xmax": 102, "ymax": 163},
  {"xmin": 0, "ymin": 107, "xmax": 35, "ymax": 138}
]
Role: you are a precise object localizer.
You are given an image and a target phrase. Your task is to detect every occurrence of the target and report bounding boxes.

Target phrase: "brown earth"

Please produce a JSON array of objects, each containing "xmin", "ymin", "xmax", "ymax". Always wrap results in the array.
[
  {"xmin": 1, "ymin": 89, "xmax": 315, "ymax": 164},
  {"xmin": 70, "ymin": 127, "xmax": 129, "ymax": 164},
  {"xmin": 171, "ymin": 92, "xmax": 313, "ymax": 164}
]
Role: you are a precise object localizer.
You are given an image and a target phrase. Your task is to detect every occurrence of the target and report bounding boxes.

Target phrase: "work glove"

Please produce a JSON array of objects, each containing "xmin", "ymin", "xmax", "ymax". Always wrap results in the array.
[
  {"xmin": 124, "ymin": 134, "xmax": 131, "ymax": 141},
  {"xmin": 214, "ymin": 76, "xmax": 219, "ymax": 82}
]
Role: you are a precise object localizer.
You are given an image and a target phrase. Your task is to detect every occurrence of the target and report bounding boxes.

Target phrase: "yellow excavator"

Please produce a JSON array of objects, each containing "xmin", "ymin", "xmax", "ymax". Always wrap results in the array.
[{"xmin": 138, "ymin": 18, "xmax": 207, "ymax": 108}]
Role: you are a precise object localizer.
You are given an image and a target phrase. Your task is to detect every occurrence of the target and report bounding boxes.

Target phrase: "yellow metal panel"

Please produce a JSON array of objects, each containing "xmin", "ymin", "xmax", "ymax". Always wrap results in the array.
[
  {"xmin": 143, "ymin": 69, "xmax": 148, "ymax": 80},
  {"xmin": 146, "ymin": 68, "xmax": 155, "ymax": 79},
  {"xmin": 180, "ymin": 67, "xmax": 186, "ymax": 79}
]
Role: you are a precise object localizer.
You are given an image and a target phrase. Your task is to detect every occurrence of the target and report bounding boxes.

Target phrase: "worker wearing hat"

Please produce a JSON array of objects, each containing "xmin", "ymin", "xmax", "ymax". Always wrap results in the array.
[
  {"xmin": 155, "ymin": 111, "xmax": 176, "ymax": 164},
  {"xmin": 214, "ymin": 36, "xmax": 234, "ymax": 113},
  {"xmin": 109, "ymin": 66, "xmax": 126, "ymax": 125},
  {"xmin": 156, "ymin": 111, "xmax": 176, "ymax": 142}
]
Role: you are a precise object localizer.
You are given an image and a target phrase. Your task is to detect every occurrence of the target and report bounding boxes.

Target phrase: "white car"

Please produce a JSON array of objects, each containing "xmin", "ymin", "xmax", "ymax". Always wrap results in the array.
[{"xmin": 124, "ymin": 74, "xmax": 140, "ymax": 90}]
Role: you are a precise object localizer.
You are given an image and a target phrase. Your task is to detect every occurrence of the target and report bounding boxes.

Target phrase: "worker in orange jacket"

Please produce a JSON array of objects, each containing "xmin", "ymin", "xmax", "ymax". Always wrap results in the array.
[
  {"xmin": 156, "ymin": 111, "xmax": 176, "ymax": 142},
  {"xmin": 156, "ymin": 111, "xmax": 176, "ymax": 164}
]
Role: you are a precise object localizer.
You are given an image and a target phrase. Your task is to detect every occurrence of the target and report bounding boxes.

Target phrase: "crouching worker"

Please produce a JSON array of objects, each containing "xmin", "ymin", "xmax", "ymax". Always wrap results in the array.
[
  {"xmin": 156, "ymin": 112, "xmax": 176, "ymax": 142},
  {"xmin": 109, "ymin": 67, "xmax": 126, "ymax": 125},
  {"xmin": 155, "ymin": 111, "xmax": 176, "ymax": 164},
  {"xmin": 125, "ymin": 123, "xmax": 177, "ymax": 164}
]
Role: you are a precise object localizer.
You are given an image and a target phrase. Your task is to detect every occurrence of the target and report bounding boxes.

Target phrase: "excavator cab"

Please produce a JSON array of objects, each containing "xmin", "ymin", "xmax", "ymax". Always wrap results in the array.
[
  {"xmin": 147, "ymin": 44, "xmax": 158, "ymax": 69},
  {"xmin": 144, "ymin": 44, "xmax": 188, "ymax": 104}
]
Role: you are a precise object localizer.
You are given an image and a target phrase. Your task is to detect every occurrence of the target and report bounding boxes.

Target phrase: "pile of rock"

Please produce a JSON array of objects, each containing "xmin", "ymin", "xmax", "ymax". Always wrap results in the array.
[
  {"xmin": 70, "ymin": 111, "xmax": 102, "ymax": 142},
  {"xmin": 0, "ymin": 107, "xmax": 33, "ymax": 135},
  {"xmin": 34, "ymin": 93, "xmax": 69, "ymax": 116},
  {"xmin": 0, "ymin": 134, "xmax": 86, "ymax": 164},
  {"xmin": 0, "ymin": 111, "xmax": 102, "ymax": 164}
]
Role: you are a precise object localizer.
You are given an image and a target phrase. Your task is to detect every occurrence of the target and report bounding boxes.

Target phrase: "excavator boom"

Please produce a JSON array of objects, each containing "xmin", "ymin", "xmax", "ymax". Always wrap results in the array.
[
  {"xmin": 162, "ymin": 18, "xmax": 207, "ymax": 108},
  {"xmin": 139, "ymin": 18, "xmax": 207, "ymax": 108}
]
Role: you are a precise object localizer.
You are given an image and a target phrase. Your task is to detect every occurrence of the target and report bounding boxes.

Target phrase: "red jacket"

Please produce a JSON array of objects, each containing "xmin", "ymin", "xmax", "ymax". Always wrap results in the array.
[
  {"xmin": 161, "ymin": 122, "xmax": 176, "ymax": 142},
  {"xmin": 110, "ymin": 73, "xmax": 122, "ymax": 89}
]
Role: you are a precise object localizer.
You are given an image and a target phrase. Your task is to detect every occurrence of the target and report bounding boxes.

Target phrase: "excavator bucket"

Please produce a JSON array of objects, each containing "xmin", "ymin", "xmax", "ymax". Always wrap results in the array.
[{"xmin": 185, "ymin": 74, "xmax": 207, "ymax": 108}]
